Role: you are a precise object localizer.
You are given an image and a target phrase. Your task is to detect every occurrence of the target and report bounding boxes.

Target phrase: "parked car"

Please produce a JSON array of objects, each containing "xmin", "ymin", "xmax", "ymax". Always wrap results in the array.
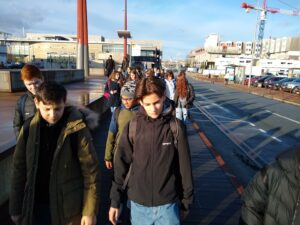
[
  {"xmin": 265, "ymin": 77, "xmax": 285, "ymax": 89},
  {"xmin": 5, "ymin": 62, "xmax": 25, "ymax": 69},
  {"xmin": 244, "ymin": 75, "xmax": 261, "ymax": 85},
  {"xmin": 293, "ymin": 86, "xmax": 300, "ymax": 94},
  {"xmin": 273, "ymin": 77, "xmax": 296, "ymax": 90},
  {"xmin": 281, "ymin": 78, "xmax": 300, "ymax": 93},
  {"xmin": 253, "ymin": 75, "xmax": 273, "ymax": 87}
]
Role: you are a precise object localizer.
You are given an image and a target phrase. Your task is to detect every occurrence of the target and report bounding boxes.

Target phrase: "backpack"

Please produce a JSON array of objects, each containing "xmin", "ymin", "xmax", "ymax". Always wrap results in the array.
[
  {"xmin": 103, "ymin": 80, "xmax": 111, "ymax": 99},
  {"xmin": 122, "ymin": 116, "xmax": 179, "ymax": 190}
]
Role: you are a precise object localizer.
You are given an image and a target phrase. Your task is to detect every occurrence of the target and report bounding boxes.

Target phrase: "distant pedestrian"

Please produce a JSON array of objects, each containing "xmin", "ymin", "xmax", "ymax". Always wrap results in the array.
[
  {"xmin": 108, "ymin": 71, "xmax": 121, "ymax": 112},
  {"xmin": 240, "ymin": 144, "xmax": 300, "ymax": 225},
  {"xmin": 174, "ymin": 71, "xmax": 195, "ymax": 122},
  {"xmin": 126, "ymin": 69, "xmax": 140, "ymax": 83},
  {"xmin": 121, "ymin": 55, "xmax": 129, "ymax": 73},
  {"xmin": 105, "ymin": 55, "xmax": 115, "ymax": 77},
  {"xmin": 104, "ymin": 80, "xmax": 139, "ymax": 170},
  {"xmin": 224, "ymin": 72, "xmax": 230, "ymax": 85},
  {"xmin": 109, "ymin": 76, "xmax": 193, "ymax": 225},
  {"xmin": 144, "ymin": 68, "xmax": 154, "ymax": 78},
  {"xmin": 164, "ymin": 70, "xmax": 176, "ymax": 103},
  {"xmin": 13, "ymin": 64, "xmax": 43, "ymax": 138},
  {"xmin": 10, "ymin": 82, "xmax": 100, "ymax": 225}
]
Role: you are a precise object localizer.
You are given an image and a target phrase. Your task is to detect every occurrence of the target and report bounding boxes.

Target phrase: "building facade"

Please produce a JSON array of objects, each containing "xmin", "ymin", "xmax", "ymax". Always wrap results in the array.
[
  {"xmin": 187, "ymin": 33, "xmax": 300, "ymax": 76},
  {"xmin": 0, "ymin": 32, "xmax": 162, "ymax": 69}
]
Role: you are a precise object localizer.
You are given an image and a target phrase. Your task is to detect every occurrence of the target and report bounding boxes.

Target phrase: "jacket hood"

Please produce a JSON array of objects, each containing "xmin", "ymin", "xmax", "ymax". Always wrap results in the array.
[
  {"xmin": 120, "ymin": 103, "xmax": 140, "ymax": 112},
  {"xmin": 276, "ymin": 145, "xmax": 300, "ymax": 181},
  {"xmin": 65, "ymin": 106, "xmax": 99, "ymax": 131},
  {"xmin": 138, "ymin": 98, "xmax": 174, "ymax": 119}
]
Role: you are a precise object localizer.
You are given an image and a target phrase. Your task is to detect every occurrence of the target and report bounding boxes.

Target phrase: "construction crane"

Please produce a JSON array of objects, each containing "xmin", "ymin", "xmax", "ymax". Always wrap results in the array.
[{"xmin": 241, "ymin": 0, "xmax": 300, "ymax": 57}]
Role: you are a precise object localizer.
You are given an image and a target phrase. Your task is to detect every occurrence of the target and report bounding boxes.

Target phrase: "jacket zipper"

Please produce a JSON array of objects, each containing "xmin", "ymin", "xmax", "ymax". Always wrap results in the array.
[
  {"xmin": 292, "ymin": 192, "xmax": 300, "ymax": 225},
  {"xmin": 151, "ymin": 122, "xmax": 154, "ymax": 205},
  {"xmin": 29, "ymin": 134, "xmax": 40, "ymax": 225}
]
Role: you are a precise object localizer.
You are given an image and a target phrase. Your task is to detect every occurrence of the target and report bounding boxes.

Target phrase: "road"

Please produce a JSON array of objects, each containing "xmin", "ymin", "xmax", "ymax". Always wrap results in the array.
[{"xmin": 188, "ymin": 77, "xmax": 300, "ymax": 185}]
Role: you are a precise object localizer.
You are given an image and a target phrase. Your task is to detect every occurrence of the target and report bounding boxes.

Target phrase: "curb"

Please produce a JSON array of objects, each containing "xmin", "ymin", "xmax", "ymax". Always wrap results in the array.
[{"xmin": 190, "ymin": 118, "xmax": 244, "ymax": 195}]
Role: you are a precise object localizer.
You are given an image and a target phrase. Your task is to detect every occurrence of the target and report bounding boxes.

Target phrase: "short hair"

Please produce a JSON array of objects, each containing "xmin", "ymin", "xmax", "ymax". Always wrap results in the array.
[
  {"xmin": 165, "ymin": 70, "xmax": 174, "ymax": 79},
  {"xmin": 35, "ymin": 81, "xmax": 67, "ymax": 104},
  {"xmin": 21, "ymin": 64, "xmax": 42, "ymax": 81},
  {"xmin": 135, "ymin": 76, "xmax": 165, "ymax": 101},
  {"xmin": 144, "ymin": 68, "xmax": 154, "ymax": 77}
]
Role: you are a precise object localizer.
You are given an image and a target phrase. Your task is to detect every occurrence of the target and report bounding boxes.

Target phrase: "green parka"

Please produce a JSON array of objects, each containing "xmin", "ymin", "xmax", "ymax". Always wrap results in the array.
[
  {"xmin": 240, "ymin": 145, "xmax": 300, "ymax": 225},
  {"xmin": 9, "ymin": 106, "xmax": 101, "ymax": 225}
]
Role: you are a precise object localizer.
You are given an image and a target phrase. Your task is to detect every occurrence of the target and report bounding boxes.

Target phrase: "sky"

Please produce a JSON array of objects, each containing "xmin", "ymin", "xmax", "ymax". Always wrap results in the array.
[{"xmin": 1, "ymin": 0, "xmax": 300, "ymax": 60}]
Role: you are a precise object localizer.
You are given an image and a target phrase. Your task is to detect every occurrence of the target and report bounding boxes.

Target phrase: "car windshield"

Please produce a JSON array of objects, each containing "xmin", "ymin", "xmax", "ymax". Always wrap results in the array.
[
  {"xmin": 293, "ymin": 78, "xmax": 300, "ymax": 82},
  {"xmin": 278, "ymin": 78, "xmax": 290, "ymax": 83}
]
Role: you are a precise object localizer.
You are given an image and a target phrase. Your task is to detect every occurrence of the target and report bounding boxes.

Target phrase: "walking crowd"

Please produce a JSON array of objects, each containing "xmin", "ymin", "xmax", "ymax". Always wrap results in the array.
[{"xmin": 8, "ymin": 63, "xmax": 300, "ymax": 225}]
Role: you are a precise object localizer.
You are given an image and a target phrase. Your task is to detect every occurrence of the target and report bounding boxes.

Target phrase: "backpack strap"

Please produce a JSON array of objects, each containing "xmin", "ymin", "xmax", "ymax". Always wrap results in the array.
[
  {"xmin": 114, "ymin": 106, "xmax": 121, "ymax": 129},
  {"xmin": 169, "ymin": 117, "xmax": 179, "ymax": 148},
  {"xmin": 128, "ymin": 116, "xmax": 137, "ymax": 145},
  {"xmin": 22, "ymin": 116, "xmax": 32, "ymax": 146},
  {"xmin": 19, "ymin": 94, "xmax": 28, "ymax": 119},
  {"xmin": 122, "ymin": 116, "xmax": 137, "ymax": 190}
]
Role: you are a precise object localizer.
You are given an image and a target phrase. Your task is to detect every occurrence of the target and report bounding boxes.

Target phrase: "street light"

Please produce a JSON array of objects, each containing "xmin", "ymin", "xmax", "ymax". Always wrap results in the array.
[{"xmin": 117, "ymin": 30, "xmax": 132, "ymax": 65}]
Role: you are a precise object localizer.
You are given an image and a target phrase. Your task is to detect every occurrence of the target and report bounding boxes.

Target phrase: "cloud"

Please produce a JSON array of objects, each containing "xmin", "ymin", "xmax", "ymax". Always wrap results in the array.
[
  {"xmin": 0, "ymin": 1, "xmax": 45, "ymax": 34},
  {"xmin": 1, "ymin": 0, "xmax": 300, "ymax": 60}
]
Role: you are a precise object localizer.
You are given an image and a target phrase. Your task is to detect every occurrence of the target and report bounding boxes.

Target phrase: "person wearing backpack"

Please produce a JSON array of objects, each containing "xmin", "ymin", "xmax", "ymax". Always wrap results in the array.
[
  {"xmin": 104, "ymin": 80, "xmax": 139, "ymax": 170},
  {"xmin": 109, "ymin": 76, "xmax": 194, "ymax": 225},
  {"xmin": 13, "ymin": 64, "xmax": 43, "ymax": 138},
  {"xmin": 10, "ymin": 82, "xmax": 101, "ymax": 225}
]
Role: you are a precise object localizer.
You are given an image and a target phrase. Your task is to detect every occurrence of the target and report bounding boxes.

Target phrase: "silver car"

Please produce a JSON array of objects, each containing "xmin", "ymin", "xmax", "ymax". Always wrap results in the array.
[{"xmin": 284, "ymin": 78, "xmax": 300, "ymax": 93}]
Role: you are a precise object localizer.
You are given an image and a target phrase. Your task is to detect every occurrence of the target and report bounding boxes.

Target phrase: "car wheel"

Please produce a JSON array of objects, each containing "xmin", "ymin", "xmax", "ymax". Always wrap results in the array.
[{"xmin": 292, "ymin": 87, "xmax": 300, "ymax": 94}]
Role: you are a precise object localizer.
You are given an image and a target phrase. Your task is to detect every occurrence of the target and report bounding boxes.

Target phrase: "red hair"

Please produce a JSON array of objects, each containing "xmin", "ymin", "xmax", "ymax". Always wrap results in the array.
[
  {"xmin": 21, "ymin": 64, "xmax": 42, "ymax": 80},
  {"xmin": 176, "ymin": 71, "xmax": 188, "ymax": 98}
]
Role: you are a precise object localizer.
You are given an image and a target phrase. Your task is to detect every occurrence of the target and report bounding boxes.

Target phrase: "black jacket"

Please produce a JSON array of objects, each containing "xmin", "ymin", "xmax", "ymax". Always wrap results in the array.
[
  {"xmin": 108, "ymin": 80, "xmax": 121, "ymax": 107},
  {"xmin": 240, "ymin": 145, "xmax": 300, "ymax": 225},
  {"xmin": 13, "ymin": 92, "xmax": 36, "ymax": 138},
  {"xmin": 110, "ymin": 102, "xmax": 193, "ymax": 210}
]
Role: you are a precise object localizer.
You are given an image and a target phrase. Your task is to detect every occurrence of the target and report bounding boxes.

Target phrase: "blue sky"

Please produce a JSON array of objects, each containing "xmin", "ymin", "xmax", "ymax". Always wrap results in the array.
[{"xmin": 1, "ymin": 0, "xmax": 300, "ymax": 60}]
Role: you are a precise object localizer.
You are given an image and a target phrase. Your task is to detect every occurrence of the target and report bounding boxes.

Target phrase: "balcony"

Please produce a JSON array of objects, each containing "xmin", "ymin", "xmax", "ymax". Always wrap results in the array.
[{"xmin": 205, "ymin": 46, "xmax": 242, "ymax": 55}]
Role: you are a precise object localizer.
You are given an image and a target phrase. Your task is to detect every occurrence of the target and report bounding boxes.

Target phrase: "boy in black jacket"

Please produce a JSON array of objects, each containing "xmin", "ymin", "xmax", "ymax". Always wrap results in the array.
[
  {"xmin": 13, "ymin": 64, "xmax": 43, "ymax": 138},
  {"xmin": 109, "ymin": 76, "xmax": 193, "ymax": 225}
]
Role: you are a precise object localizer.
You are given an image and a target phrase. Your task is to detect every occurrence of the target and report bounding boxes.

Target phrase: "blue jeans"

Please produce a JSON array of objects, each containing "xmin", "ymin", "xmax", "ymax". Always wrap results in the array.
[
  {"xmin": 130, "ymin": 201, "xmax": 180, "ymax": 225},
  {"xmin": 110, "ymin": 106, "xmax": 116, "ymax": 112},
  {"xmin": 176, "ymin": 107, "xmax": 188, "ymax": 122}
]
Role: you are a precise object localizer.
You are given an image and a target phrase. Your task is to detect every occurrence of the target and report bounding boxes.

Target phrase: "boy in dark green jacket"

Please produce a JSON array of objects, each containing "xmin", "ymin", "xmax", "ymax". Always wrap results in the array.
[{"xmin": 10, "ymin": 82, "xmax": 100, "ymax": 225}]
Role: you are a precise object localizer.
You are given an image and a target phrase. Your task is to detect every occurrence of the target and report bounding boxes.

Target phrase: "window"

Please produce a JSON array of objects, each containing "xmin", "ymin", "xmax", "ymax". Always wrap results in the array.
[
  {"xmin": 90, "ymin": 53, "xmax": 95, "ymax": 60},
  {"xmin": 102, "ymin": 44, "xmax": 123, "ymax": 53}
]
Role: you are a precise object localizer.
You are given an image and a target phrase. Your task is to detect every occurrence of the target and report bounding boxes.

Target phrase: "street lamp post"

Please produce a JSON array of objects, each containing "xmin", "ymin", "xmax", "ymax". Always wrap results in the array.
[
  {"xmin": 248, "ymin": 8, "xmax": 260, "ymax": 89},
  {"xmin": 124, "ymin": 0, "xmax": 127, "ymax": 57},
  {"xmin": 117, "ymin": 0, "xmax": 132, "ymax": 59}
]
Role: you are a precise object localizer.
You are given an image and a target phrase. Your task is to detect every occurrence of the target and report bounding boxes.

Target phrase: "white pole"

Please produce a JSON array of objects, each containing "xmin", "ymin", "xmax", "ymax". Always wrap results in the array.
[{"xmin": 248, "ymin": 0, "xmax": 261, "ymax": 89}]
